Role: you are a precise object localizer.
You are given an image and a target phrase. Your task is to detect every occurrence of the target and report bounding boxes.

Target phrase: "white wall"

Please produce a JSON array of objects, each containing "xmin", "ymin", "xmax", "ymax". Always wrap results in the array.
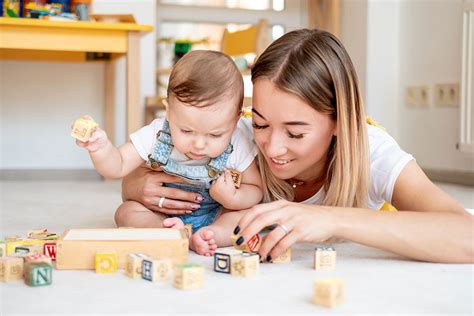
[
  {"xmin": 0, "ymin": 0, "xmax": 156, "ymax": 170},
  {"xmin": 397, "ymin": 0, "xmax": 472, "ymax": 172},
  {"xmin": 341, "ymin": 0, "xmax": 472, "ymax": 172}
]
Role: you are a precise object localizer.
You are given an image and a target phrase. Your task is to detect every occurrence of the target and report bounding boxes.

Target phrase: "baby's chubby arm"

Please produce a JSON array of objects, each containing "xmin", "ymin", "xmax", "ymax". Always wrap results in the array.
[
  {"xmin": 209, "ymin": 160, "xmax": 263, "ymax": 210},
  {"xmin": 74, "ymin": 116, "xmax": 143, "ymax": 179}
]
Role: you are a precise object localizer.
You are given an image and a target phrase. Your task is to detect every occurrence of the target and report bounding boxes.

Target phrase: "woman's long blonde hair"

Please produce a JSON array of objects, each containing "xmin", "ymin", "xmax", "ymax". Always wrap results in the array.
[{"xmin": 252, "ymin": 29, "xmax": 369, "ymax": 208}]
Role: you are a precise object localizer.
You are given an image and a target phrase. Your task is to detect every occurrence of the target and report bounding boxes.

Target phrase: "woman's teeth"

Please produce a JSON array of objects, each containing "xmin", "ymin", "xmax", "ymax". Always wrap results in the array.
[{"xmin": 271, "ymin": 158, "xmax": 291, "ymax": 165}]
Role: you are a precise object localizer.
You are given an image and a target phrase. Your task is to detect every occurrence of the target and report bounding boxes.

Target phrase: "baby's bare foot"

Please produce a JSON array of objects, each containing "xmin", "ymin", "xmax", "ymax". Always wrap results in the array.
[
  {"xmin": 162, "ymin": 217, "xmax": 185, "ymax": 229},
  {"xmin": 190, "ymin": 228, "xmax": 217, "ymax": 256}
]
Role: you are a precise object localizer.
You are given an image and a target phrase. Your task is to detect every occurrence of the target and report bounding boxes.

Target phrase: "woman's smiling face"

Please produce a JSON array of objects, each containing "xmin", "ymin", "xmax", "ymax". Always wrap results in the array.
[{"xmin": 252, "ymin": 78, "xmax": 336, "ymax": 182}]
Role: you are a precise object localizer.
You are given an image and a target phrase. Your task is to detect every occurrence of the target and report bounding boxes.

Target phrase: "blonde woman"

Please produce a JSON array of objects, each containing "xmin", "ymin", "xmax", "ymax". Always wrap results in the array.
[{"xmin": 123, "ymin": 29, "xmax": 473, "ymax": 263}]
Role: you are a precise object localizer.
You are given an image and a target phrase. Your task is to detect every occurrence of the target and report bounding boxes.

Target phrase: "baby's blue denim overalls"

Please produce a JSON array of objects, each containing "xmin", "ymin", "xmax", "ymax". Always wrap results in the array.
[{"xmin": 147, "ymin": 120, "xmax": 233, "ymax": 232}]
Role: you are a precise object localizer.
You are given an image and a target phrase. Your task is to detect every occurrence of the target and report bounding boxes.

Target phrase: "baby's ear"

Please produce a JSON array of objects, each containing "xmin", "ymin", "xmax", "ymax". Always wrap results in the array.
[{"xmin": 163, "ymin": 99, "xmax": 170, "ymax": 120}]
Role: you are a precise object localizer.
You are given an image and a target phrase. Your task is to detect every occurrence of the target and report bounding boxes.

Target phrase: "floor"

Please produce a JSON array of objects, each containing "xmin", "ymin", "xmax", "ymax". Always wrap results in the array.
[{"xmin": 0, "ymin": 180, "xmax": 473, "ymax": 314}]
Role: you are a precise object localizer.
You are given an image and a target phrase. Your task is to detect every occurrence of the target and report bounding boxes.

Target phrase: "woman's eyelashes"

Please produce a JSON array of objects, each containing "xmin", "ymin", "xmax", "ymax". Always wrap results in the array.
[
  {"xmin": 253, "ymin": 123, "xmax": 305, "ymax": 139},
  {"xmin": 287, "ymin": 132, "xmax": 304, "ymax": 139},
  {"xmin": 252, "ymin": 122, "xmax": 267, "ymax": 130}
]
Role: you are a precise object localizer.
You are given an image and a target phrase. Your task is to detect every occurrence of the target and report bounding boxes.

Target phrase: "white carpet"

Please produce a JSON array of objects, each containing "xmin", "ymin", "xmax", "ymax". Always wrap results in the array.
[{"xmin": 0, "ymin": 180, "xmax": 473, "ymax": 315}]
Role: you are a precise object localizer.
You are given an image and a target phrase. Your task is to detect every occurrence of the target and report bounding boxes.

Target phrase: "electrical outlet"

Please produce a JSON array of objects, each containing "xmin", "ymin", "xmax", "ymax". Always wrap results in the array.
[
  {"xmin": 434, "ymin": 83, "xmax": 459, "ymax": 107},
  {"xmin": 405, "ymin": 86, "xmax": 429, "ymax": 107}
]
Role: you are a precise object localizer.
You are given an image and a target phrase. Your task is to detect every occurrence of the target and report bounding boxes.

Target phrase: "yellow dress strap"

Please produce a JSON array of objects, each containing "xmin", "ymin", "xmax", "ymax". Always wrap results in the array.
[
  {"xmin": 366, "ymin": 116, "xmax": 386, "ymax": 131},
  {"xmin": 366, "ymin": 117, "xmax": 396, "ymax": 211},
  {"xmin": 379, "ymin": 201, "xmax": 397, "ymax": 212}
]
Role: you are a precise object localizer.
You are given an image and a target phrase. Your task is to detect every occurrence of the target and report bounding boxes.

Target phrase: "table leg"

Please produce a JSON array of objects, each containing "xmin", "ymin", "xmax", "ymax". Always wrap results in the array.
[
  {"xmin": 104, "ymin": 60, "xmax": 116, "ymax": 145},
  {"xmin": 126, "ymin": 31, "xmax": 142, "ymax": 139}
]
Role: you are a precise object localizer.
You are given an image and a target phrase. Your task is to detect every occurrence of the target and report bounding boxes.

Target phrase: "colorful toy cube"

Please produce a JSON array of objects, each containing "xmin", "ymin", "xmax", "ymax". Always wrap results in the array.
[
  {"xmin": 25, "ymin": 263, "xmax": 52, "ymax": 287},
  {"xmin": 71, "ymin": 117, "xmax": 99, "ymax": 142},
  {"xmin": 231, "ymin": 253, "xmax": 259, "ymax": 277},
  {"xmin": 95, "ymin": 251, "xmax": 117, "ymax": 274},
  {"xmin": 214, "ymin": 247, "xmax": 242, "ymax": 274}
]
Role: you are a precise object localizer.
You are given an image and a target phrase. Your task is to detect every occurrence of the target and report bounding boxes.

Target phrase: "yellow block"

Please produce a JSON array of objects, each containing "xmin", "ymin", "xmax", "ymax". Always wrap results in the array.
[
  {"xmin": 6, "ymin": 239, "xmax": 46, "ymax": 256},
  {"xmin": 95, "ymin": 251, "xmax": 117, "ymax": 274}
]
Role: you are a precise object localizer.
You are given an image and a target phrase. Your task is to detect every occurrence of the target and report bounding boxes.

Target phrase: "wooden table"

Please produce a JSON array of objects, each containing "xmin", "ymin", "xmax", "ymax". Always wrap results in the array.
[{"xmin": 0, "ymin": 17, "xmax": 153, "ymax": 143}]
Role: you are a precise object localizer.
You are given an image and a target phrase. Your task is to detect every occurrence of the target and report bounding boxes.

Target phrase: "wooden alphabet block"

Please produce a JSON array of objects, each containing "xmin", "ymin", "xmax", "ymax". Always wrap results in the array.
[
  {"xmin": 214, "ymin": 247, "xmax": 242, "ymax": 274},
  {"xmin": 313, "ymin": 278, "xmax": 344, "ymax": 307},
  {"xmin": 23, "ymin": 254, "xmax": 52, "ymax": 277},
  {"xmin": 142, "ymin": 258, "xmax": 172, "ymax": 282},
  {"xmin": 126, "ymin": 253, "xmax": 149, "ymax": 279},
  {"xmin": 6, "ymin": 239, "xmax": 45, "ymax": 257},
  {"xmin": 153, "ymin": 258, "xmax": 173, "ymax": 281},
  {"xmin": 25, "ymin": 263, "xmax": 52, "ymax": 287},
  {"xmin": 0, "ymin": 242, "xmax": 5, "ymax": 258},
  {"xmin": 229, "ymin": 169, "xmax": 242, "ymax": 188},
  {"xmin": 183, "ymin": 225, "xmax": 193, "ymax": 238},
  {"xmin": 231, "ymin": 253, "xmax": 259, "ymax": 277},
  {"xmin": 272, "ymin": 247, "xmax": 292, "ymax": 263},
  {"xmin": 314, "ymin": 246, "xmax": 336, "ymax": 270},
  {"xmin": 0, "ymin": 257, "xmax": 24, "ymax": 282},
  {"xmin": 71, "ymin": 117, "xmax": 99, "ymax": 142},
  {"xmin": 231, "ymin": 233, "xmax": 261, "ymax": 253},
  {"xmin": 43, "ymin": 242, "xmax": 57, "ymax": 260},
  {"xmin": 173, "ymin": 263, "xmax": 204, "ymax": 290},
  {"xmin": 95, "ymin": 251, "xmax": 117, "ymax": 274}
]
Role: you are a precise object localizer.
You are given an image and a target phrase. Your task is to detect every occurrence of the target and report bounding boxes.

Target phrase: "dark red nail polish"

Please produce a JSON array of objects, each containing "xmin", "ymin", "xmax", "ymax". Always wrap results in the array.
[
  {"xmin": 233, "ymin": 226, "xmax": 240, "ymax": 235},
  {"xmin": 236, "ymin": 236, "xmax": 244, "ymax": 246}
]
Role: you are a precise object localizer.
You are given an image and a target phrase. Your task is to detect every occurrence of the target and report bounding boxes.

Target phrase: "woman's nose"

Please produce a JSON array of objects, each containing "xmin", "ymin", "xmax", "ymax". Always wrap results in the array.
[{"xmin": 264, "ymin": 131, "xmax": 287, "ymax": 157}]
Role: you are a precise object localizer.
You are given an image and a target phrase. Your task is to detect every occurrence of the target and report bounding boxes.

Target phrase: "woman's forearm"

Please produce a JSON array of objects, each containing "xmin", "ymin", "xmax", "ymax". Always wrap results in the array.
[{"xmin": 332, "ymin": 207, "xmax": 474, "ymax": 263}]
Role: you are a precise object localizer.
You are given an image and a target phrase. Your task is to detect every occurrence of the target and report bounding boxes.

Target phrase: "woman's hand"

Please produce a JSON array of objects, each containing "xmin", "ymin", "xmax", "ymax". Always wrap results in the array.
[
  {"xmin": 234, "ymin": 200, "xmax": 337, "ymax": 262},
  {"xmin": 121, "ymin": 164, "xmax": 204, "ymax": 215}
]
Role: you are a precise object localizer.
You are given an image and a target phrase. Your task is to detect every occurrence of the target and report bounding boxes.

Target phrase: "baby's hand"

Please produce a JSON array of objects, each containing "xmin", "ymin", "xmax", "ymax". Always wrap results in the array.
[
  {"xmin": 209, "ymin": 170, "xmax": 237, "ymax": 204},
  {"xmin": 73, "ymin": 115, "xmax": 108, "ymax": 153},
  {"xmin": 76, "ymin": 127, "xmax": 108, "ymax": 153}
]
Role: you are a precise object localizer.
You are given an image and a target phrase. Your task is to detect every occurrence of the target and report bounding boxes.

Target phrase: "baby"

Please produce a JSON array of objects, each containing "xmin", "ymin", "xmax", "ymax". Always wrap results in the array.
[{"xmin": 74, "ymin": 50, "xmax": 263, "ymax": 256}]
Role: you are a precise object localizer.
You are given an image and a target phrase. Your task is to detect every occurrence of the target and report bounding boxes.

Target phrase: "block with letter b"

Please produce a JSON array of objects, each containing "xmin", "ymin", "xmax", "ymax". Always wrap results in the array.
[{"xmin": 126, "ymin": 253, "xmax": 149, "ymax": 279}]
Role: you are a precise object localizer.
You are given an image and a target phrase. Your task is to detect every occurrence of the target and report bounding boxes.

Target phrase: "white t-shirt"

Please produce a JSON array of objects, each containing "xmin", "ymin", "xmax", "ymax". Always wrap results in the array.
[
  {"xmin": 302, "ymin": 124, "xmax": 414, "ymax": 209},
  {"xmin": 130, "ymin": 117, "xmax": 258, "ymax": 173}
]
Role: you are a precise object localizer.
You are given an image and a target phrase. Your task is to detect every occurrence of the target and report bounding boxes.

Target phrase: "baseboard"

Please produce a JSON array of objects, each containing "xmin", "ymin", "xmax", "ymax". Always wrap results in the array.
[
  {"xmin": 1, "ymin": 168, "xmax": 473, "ymax": 186},
  {"xmin": 423, "ymin": 168, "xmax": 474, "ymax": 186},
  {"xmin": 0, "ymin": 169, "xmax": 102, "ymax": 181}
]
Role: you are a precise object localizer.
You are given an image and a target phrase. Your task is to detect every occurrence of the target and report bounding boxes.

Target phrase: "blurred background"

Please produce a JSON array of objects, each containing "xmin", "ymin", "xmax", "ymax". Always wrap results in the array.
[{"xmin": 0, "ymin": 0, "xmax": 473, "ymax": 188}]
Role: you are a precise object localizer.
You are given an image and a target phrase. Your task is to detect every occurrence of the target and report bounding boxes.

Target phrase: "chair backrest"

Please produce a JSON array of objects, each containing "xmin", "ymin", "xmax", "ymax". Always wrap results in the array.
[{"xmin": 220, "ymin": 19, "xmax": 271, "ymax": 58}]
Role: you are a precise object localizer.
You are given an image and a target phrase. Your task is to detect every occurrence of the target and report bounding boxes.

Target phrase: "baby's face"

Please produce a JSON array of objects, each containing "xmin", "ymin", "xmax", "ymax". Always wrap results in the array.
[{"xmin": 167, "ymin": 96, "xmax": 240, "ymax": 160}]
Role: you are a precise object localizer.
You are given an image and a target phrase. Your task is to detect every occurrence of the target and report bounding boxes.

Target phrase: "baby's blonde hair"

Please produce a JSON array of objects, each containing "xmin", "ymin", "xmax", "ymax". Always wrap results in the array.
[{"xmin": 168, "ymin": 50, "xmax": 244, "ymax": 113}]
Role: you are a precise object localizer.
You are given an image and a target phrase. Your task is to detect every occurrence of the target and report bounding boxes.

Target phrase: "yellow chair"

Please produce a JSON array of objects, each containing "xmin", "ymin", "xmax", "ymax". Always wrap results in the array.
[{"xmin": 221, "ymin": 19, "xmax": 271, "ymax": 59}]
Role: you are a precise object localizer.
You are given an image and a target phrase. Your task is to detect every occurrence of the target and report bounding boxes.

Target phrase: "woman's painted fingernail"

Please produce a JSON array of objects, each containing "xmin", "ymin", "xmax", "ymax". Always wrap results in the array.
[
  {"xmin": 266, "ymin": 255, "xmax": 272, "ymax": 263},
  {"xmin": 191, "ymin": 204, "xmax": 200, "ymax": 210},
  {"xmin": 195, "ymin": 195, "xmax": 204, "ymax": 202},
  {"xmin": 186, "ymin": 211, "xmax": 193, "ymax": 214},
  {"xmin": 233, "ymin": 226, "xmax": 240, "ymax": 235},
  {"xmin": 236, "ymin": 236, "xmax": 244, "ymax": 246}
]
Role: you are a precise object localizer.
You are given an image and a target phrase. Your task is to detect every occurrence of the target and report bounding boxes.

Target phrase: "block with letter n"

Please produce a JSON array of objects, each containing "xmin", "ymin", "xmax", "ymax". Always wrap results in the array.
[{"xmin": 25, "ymin": 263, "xmax": 52, "ymax": 287}]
